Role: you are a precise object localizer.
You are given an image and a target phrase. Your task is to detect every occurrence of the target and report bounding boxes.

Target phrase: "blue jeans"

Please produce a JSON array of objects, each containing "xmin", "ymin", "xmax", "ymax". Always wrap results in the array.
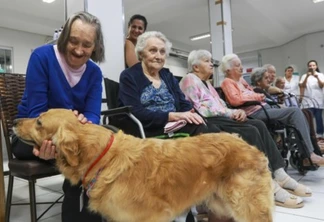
[{"xmin": 308, "ymin": 108, "xmax": 324, "ymax": 136}]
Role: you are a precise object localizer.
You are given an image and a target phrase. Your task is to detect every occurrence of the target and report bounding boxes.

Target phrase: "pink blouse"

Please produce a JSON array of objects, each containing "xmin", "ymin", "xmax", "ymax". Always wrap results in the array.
[
  {"xmin": 221, "ymin": 77, "xmax": 265, "ymax": 115},
  {"xmin": 179, "ymin": 73, "xmax": 236, "ymax": 118}
]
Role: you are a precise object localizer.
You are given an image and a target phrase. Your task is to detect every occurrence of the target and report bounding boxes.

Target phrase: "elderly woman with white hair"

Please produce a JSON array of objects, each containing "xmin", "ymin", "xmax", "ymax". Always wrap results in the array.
[
  {"xmin": 119, "ymin": 31, "xmax": 221, "ymax": 138},
  {"xmin": 180, "ymin": 49, "xmax": 312, "ymax": 209},
  {"xmin": 220, "ymin": 54, "xmax": 324, "ymax": 167},
  {"xmin": 119, "ymin": 32, "xmax": 225, "ymax": 222}
]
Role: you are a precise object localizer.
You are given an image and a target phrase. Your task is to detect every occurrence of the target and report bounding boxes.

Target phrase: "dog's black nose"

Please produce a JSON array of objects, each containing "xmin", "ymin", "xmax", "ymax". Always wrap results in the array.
[{"xmin": 13, "ymin": 119, "xmax": 19, "ymax": 127}]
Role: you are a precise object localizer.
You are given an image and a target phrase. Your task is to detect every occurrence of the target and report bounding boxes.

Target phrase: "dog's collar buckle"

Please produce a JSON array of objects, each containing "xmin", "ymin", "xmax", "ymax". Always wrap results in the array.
[{"xmin": 84, "ymin": 168, "xmax": 104, "ymax": 197}]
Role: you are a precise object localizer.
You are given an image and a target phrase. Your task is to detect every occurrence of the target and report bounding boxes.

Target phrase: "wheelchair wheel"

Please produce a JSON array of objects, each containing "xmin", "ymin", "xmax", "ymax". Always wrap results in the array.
[
  {"xmin": 289, "ymin": 151, "xmax": 308, "ymax": 175},
  {"xmin": 284, "ymin": 159, "xmax": 289, "ymax": 172},
  {"xmin": 289, "ymin": 155, "xmax": 297, "ymax": 170}
]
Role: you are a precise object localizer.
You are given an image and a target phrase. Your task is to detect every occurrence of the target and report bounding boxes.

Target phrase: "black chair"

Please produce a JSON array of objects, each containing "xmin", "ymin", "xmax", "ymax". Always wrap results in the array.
[{"xmin": 0, "ymin": 73, "xmax": 63, "ymax": 222}]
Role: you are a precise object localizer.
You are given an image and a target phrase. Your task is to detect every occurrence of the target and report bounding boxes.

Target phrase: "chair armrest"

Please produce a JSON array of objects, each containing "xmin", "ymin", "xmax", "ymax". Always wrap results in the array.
[{"xmin": 101, "ymin": 106, "xmax": 132, "ymax": 117}]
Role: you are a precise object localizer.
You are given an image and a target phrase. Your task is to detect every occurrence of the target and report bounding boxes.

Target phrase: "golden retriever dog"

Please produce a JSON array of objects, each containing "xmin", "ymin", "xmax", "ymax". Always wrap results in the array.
[{"xmin": 13, "ymin": 109, "xmax": 273, "ymax": 222}]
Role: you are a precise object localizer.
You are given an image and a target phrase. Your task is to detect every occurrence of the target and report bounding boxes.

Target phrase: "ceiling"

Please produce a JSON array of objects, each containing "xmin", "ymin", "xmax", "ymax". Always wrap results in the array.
[{"xmin": 1, "ymin": 0, "xmax": 324, "ymax": 54}]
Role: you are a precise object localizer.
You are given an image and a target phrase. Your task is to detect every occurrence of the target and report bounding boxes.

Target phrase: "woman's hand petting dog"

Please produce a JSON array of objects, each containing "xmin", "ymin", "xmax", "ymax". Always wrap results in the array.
[
  {"xmin": 73, "ymin": 110, "xmax": 92, "ymax": 124},
  {"xmin": 33, "ymin": 110, "xmax": 90, "ymax": 160}
]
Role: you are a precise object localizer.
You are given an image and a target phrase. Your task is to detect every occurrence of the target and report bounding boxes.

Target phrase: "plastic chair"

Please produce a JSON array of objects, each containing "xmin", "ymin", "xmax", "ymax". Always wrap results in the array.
[{"xmin": 0, "ymin": 73, "xmax": 63, "ymax": 222}]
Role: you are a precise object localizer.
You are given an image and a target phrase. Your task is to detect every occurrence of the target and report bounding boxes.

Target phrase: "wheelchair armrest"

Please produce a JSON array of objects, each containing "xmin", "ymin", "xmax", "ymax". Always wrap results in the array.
[
  {"xmin": 101, "ymin": 106, "xmax": 132, "ymax": 117},
  {"xmin": 232, "ymin": 101, "xmax": 273, "ymax": 125},
  {"xmin": 235, "ymin": 101, "xmax": 261, "ymax": 109},
  {"xmin": 101, "ymin": 106, "xmax": 146, "ymax": 139}
]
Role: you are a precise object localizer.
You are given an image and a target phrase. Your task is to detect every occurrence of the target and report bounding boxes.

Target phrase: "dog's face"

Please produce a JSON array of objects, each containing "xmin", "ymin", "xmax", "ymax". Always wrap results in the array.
[
  {"xmin": 13, "ymin": 109, "xmax": 82, "ymax": 166},
  {"xmin": 14, "ymin": 109, "xmax": 79, "ymax": 146}
]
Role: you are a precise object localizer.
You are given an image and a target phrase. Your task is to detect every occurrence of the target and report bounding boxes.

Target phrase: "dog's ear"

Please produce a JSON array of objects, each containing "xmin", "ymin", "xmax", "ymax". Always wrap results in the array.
[{"xmin": 54, "ymin": 125, "xmax": 79, "ymax": 167}]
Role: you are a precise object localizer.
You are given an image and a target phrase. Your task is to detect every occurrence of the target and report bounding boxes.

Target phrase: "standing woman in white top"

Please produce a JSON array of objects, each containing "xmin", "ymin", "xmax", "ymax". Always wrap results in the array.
[
  {"xmin": 299, "ymin": 60, "xmax": 324, "ymax": 138},
  {"xmin": 284, "ymin": 66, "xmax": 300, "ymax": 96}
]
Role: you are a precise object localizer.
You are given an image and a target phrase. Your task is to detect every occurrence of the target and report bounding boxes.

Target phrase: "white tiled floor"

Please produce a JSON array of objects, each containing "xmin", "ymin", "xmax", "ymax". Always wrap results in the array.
[{"xmin": 3, "ymin": 167, "xmax": 324, "ymax": 222}]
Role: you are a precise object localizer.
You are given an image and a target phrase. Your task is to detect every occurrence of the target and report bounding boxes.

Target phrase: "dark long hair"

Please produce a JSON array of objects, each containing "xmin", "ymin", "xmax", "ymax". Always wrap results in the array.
[
  {"xmin": 307, "ymin": 60, "xmax": 320, "ymax": 72},
  {"xmin": 128, "ymin": 14, "xmax": 148, "ymax": 31}
]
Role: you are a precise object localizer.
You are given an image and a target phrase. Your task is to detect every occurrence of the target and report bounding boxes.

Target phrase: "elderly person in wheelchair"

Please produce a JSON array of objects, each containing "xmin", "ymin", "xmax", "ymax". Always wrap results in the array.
[
  {"xmin": 251, "ymin": 67, "xmax": 324, "ymax": 155},
  {"xmin": 220, "ymin": 54, "xmax": 324, "ymax": 168},
  {"xmin": 118, "ymin": 31, "xmax": 231, "ymax": 222},
  {"xmin": 179, "ymin": 49, "xmax": 311, "ymax": 209}
]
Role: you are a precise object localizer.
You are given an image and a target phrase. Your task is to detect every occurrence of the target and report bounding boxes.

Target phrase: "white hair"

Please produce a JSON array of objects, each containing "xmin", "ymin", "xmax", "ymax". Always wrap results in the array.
[
  {"xmin": 219, "ymin": 54, "xmax": 240, "ymax": 75},
  {"xmin": 187, "ymin": 50, "xmax": 212, "ymax": 73},
  {"xmin": 135, "ymin": 31, "xmax": 172, "ymax": 60}
]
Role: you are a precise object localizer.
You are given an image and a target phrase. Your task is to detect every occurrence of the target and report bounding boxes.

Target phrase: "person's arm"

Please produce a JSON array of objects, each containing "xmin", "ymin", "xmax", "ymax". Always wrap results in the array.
[
  {"xmin": 82, "ymin": 68, "xmax": 103, "ymax": 124},
  {"xmin": 25, "ymin": 51, "xmax": 50, "ymax": 118},
  {"xmin": 124, "ymin": 40, "xmax": 139, "ymax": 67},
  {"xmin": 179, "ymin": 75, "xmax": 210, "ymax": 116},
  {"xmin": 299, "ymin": 73, "xmax": 310, "ymax": 88},
  {"xmin": 267, "ymin": 86, "xmax": 283, "ymax": 95},
  {"xmin": 221, "ymin": 78, "xmax": 264, "ymax": 106},
  {"xmin": 119, "ymin": 70, "xmax": 169, "ymax": 129},
  {"xmin": 299, "ymin": 74, "xmax": 307, "ymax": 102},
  {"xmin": 180, "ymin": 75, "xmax": 234, "ymax": 118},
  {"xmin": 314, "ymin": 72, "xmax": 324, "ymax": 88}
]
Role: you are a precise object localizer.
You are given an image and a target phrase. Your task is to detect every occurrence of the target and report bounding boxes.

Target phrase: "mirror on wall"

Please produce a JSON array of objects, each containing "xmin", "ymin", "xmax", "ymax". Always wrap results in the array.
[{"xmin": 0, "ymin": 48, "xmax": 12, "ymax": 73}]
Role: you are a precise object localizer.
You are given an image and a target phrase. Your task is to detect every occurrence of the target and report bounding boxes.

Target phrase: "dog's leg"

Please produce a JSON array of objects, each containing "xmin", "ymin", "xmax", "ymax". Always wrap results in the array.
[{"xmin": 220, "ymin": 171, "xmax": 274, "ymax": 222}]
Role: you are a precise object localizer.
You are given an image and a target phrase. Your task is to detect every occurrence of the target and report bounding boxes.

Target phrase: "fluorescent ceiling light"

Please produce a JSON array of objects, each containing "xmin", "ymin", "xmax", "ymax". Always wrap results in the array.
[
  {"xmin": 313, "ymin": 0, "xmax": 324, "ymax": 3},
  {"xmin": 190, "ymin": 33, "xmax": 210, "ymax": 41},
  {"xmin": 43, "ymin": 0, "xmax": 56, "ymax": 3}
]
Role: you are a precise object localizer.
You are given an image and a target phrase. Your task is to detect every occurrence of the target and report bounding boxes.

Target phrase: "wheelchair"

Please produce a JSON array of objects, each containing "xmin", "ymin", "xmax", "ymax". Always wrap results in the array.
[
  {"xmin": 216, "ymin": 86, "xmax": 319, "ymax": 175},
  {"xmin": 262, "ymin": 91, "xmax": 321, "ymax": 175}
]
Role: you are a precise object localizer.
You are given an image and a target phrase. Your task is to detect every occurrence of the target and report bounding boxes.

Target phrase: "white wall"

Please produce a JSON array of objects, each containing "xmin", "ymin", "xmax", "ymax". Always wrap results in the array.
[
  {"xmin": 87, "ymin": 0, "xmax": 125, "ymax": 82},
  {"xmin": 0, "ymin": 27, "xmax": 49, "ymax": 74},
  {"xmin": 164, "ymin": 56, "xmax": 188, "ymax": 77},
  {"xmin": 238, "ymin": 31, "xmax": 324, "ymax": 77}
]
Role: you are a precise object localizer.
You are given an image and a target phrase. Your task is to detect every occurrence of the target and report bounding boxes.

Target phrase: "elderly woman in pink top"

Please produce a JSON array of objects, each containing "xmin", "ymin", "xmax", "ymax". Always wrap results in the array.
[
  {"xmin": 220, "ymin": 53, "xmax": 324, "ymax": 167},
  {"xmin": 179, "ymin": 49, "xmax": 312, "ymax": 210}
]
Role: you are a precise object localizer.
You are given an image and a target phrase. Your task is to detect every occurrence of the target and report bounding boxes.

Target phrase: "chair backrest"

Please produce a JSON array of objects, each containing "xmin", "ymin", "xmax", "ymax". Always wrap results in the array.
[
  {"xmin": 242, "ymin": 73, "xmax": 252, "ymax": 85},
  {"xmin": 0, "ymin": 73, "xmax": 25, "ymax": 160},
  {"xmin": 103, "ymin": 78, "xmax": 121, "ymax": 126},
  {"xmin": 215, "ymin": 87, "xmax": 226, "ymax": 101},
  {"xmin": 103, "ymin": 77, "xmax": 143, "ymax": 137},
  {"xmin": 104, "ymin": 78, "xmax": 120, "ymax": 110}
]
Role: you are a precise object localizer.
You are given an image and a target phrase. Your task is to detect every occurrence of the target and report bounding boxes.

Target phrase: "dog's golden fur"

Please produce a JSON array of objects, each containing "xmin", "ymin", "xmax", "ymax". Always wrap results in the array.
[{"xmin": 13, "ymin": 109, "xmax": 273, "ymax": 222}]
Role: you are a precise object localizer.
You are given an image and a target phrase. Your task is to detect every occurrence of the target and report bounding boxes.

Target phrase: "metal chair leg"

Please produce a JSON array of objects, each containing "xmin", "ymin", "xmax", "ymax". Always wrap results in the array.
[
  {"xmin": 28, "ymin": 180, "xmax": 37, "ymax": 222},
  {"xmin": 5, "ymin": 175, "xmax": 14, "ymax": 222}
]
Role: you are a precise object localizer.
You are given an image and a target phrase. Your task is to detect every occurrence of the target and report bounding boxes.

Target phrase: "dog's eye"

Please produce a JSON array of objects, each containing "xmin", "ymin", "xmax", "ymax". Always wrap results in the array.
[{"xmin": 36, "ymin": 119, "xmax": 42, "ymax": 126}]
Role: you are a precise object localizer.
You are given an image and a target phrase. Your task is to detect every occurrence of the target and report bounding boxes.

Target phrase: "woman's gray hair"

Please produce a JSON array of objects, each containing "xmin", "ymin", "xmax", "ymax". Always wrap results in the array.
[
  {"xmin": 250, "ymin": 67, "xmax": 267, "ymax": 86},
  {"xmin": 219, "ymin": 54, "xmax": 240, "ymax": 75},
  {"xmin": 187, "ymin": 50, "xmax": 212, "ymax": 73},
  {"xmin": 57, "ymin": 11, "xmax": 105, "ymax": 63},
  {"xmin": 135, "ymin": 31, "xmax": 172, "ymax": 60},
  {"xmin": 275, "ymin": 76, "xmax": 285, "ymax": 87},
  {"xmin": 262, "ymin": 64, "xmax": 276, "ymax": 72}
]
